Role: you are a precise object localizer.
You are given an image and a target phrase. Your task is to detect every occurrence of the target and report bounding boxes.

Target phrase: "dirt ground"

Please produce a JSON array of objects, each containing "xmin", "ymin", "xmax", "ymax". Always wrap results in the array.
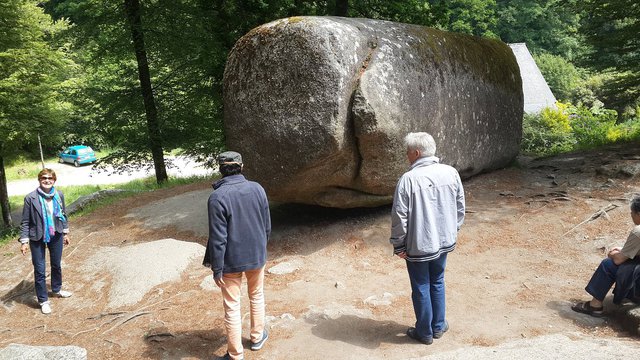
[{"xmin": 2, "ymin": 144, "xmax": 640, "ymax": 359}]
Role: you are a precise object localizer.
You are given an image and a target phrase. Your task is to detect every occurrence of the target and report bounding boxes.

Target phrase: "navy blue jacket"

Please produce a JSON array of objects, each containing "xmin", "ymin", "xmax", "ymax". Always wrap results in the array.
[
  {"xmin": 203, "ymin": 175, "xmax": 271, "ymax": 279},
  {"xmin": 20, "ymin": 189, "xmax": 69, "ymax": 242}
]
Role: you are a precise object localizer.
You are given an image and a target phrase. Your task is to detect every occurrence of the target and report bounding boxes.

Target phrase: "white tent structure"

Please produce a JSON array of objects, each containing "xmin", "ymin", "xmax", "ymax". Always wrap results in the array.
[{"xmin": 509, "ymin": 43, "xmax": 557, "ymax": 114}]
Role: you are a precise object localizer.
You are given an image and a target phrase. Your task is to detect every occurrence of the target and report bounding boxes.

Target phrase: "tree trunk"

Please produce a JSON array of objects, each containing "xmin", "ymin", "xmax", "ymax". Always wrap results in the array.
[
  {"xmin": 335, "ymin": 0, "xmax": 349, "ymax": 16},
  {"xmin": 124, "ymin": 0, "xmax": 168, "ymax": 184},
  {"xmin": 0, "ymin": 154, "xmax": 13, "ymax": 228}
]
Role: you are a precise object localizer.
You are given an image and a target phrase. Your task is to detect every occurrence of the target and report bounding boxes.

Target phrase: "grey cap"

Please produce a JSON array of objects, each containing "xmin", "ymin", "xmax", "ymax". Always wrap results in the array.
[{"xmin": 217, "ymin": 151, "xmax": 242, "ymax": 164}]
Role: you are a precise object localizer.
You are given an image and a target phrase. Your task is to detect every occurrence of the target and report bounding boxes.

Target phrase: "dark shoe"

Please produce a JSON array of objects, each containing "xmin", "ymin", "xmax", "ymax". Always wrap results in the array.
[
  {"xmin": 214, "ymin": 353, "xmax": 243, "ymax": 360},
  {"xmin": 406, "ymin": 327, "xmax": 433, "ymax": 345},
  {"xmin": 250, "ymin": 329, "xmax": 268, "ymax": 351},
  {"xmin": 433, "ymin": 320, "xmax": 449, "ymax": 339},
  {"xmin": 571, "ymin": 301, "xmax": 604, "ymax": 317}
]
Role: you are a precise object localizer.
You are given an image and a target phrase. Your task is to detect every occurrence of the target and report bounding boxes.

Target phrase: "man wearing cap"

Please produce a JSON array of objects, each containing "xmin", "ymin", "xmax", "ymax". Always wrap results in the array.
[
  {"xmin": 390, "ymin": 132, "xmax": 465, "ymax": 345},
  {"xmin": 203, "ymin": 151, "xmax": 271, "ymax": 360}
]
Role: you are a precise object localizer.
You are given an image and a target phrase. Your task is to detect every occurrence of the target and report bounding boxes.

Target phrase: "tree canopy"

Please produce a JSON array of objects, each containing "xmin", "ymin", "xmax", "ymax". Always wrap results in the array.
[
  {"xmin": 577, "ymin": 0, "xmax": 640, "ymax": 113},
  {"xmin": 0, "ymin": 0, "xmax": 74, "ymax": 226}
]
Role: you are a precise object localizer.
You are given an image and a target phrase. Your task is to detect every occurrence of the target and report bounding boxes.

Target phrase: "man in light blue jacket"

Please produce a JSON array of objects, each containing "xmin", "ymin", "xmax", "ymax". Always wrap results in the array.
[{"xmin": 390, "ymin": 132, "xmax": 465, "ymax": 345}]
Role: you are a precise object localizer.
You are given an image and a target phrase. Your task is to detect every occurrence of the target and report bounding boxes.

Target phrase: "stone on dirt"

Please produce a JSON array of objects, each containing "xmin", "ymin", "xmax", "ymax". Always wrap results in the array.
[
  {"xmin": 66, "ymin": 189, "xmax": 129, "ymax": 215},
  {"xmin": 418, "ymin": 332, "xmax": 640, "ymax": 359},
  {"xmin": 268, "ymin": 260, "xmax": 303, "ymax": 275},
  {"xmin": 0, "ymin": 344, "xmax": 87, "ymax": 360},
  {"xmin": 224, "ymin": 16, "xmax": 523, "ymax": 208},
  {"xmin": 363, "ymin": 292, "xmax": 394, "ymax": 306},
  {"xmin": 83, "ymin": 239, "xmax": 204, "ymax": 308}
]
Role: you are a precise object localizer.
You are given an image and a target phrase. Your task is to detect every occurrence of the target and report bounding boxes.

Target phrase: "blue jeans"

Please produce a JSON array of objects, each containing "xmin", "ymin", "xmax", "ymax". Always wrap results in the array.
[
  {"xmin": 29, "ymin": 233, "xmax": 64, "ymax": 303},
  {"xmin": 585, "ymin": 258, "xmax": 618, "ymax": 301},
  {"xmin": 406, "ymin": 253, "xmax": 448, "ymax": 340}
]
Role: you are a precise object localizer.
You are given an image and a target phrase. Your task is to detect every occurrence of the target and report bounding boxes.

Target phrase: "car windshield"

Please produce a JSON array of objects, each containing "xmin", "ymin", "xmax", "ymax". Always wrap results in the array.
[{"xmin": 77, "ymin": 147, "xmax": 93, "ymax": 155}]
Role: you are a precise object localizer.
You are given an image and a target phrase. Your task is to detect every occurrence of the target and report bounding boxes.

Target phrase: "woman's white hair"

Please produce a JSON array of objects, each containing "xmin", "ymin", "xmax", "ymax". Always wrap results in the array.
[{"xmin": 404, "ymin": 132, "xmax": 437, "ymax": 157}]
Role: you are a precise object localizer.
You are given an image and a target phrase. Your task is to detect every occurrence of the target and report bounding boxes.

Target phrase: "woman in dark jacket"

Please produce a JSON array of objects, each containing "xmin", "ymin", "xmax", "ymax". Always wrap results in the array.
[{"xmin": 19, "ymin": 168, "xmax": 72, "ymax": 314}]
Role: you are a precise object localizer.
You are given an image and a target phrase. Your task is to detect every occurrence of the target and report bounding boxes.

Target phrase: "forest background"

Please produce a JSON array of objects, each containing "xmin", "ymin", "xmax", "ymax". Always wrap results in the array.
[{"xmin": 1, "ymin": 0, "xmax": 639, "ymax": 229}]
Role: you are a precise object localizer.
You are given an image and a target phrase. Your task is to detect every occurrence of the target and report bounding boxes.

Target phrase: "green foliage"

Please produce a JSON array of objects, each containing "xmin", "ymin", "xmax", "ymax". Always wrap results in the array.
[
  {"xmin": 522, "ymin": 102, "xmax": 640, "ymax": 156},
  {"xmin": 521, "ymin": 111, "xmax": 575, "ymax": 156},
  {"xmin": 47, "ymin": 0, "xmax": 233, "ymax": 166},
  {"xmin": 569, "ymin": 105, "xmax": 620, "ymax": 149},
  {"xmin": 0, "ymin": 0, "xmax": 74, "ymax": 155},
  {"xmin": 4, "ymin": 154, "xmax": 54, "ymax": 181},
  {"xmin": 534, "ymin": 53, "xmax": 583, "ymax": 102},
  {"xmin": 0, "ymin": 226, "xmax": 20, "ymax": 248},
  {"xmin": 577, "ymin": 0, "xmax": 640, "ymax": 112},
  {"xmin": 495, "ymin": 0, "xmax": 585, "ymax": 60},
  {"xmin": 349, "ymin": 0, "xmax": 498, "ymax": 37},
  {"xmin": 0, "ymin": 0, "xmax": 76, "ymax": 227}
]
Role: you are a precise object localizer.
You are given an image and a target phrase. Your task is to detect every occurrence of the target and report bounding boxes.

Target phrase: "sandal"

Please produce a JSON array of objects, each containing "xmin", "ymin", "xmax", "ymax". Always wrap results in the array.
[{"xmin": 571, "ymin": 301, "xmax": 604, "ymax": 317}]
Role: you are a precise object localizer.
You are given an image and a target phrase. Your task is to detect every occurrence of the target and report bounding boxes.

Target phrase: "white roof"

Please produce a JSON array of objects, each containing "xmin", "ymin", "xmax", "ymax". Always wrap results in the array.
[{"xmin": 508, "ymin": 43, "xmax": 557, "ymax": 114}]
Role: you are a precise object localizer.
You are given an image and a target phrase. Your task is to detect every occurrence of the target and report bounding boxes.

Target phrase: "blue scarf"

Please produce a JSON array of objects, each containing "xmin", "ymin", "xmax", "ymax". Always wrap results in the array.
[{"xmin": 37, "ymin": 187, "xmax": 66, "ymax": 243}]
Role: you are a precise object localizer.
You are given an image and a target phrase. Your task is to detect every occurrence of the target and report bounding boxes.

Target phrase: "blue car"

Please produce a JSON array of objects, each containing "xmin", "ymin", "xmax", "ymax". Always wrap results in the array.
[{"xmin": 58, "ymin": 145, "xmax": 97, "ymax": 167}]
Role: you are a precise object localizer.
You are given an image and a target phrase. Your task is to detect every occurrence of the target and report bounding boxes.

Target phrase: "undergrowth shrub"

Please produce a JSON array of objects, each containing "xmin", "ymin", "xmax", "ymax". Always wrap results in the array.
[
  {"xmin": 569, "ymin": 105, "xmax": 618, "ymax": 149},
  {"xmin": 521, "ymin": 111, "xmax": 574, "ymax": 156},
  {"xmin": 521, "ymin": 101, "xmax": 640, "ymax": 156}
]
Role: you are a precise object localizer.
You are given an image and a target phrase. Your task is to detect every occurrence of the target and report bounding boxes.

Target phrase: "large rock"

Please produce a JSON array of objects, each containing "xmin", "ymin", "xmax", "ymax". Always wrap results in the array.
[
  {"xmin": 224, "ymin": 16, "xmax": 523, "ymax": 208},
  {"xmin": 0, "ymin": 344, "xmax": 87, "ymax": 360}
]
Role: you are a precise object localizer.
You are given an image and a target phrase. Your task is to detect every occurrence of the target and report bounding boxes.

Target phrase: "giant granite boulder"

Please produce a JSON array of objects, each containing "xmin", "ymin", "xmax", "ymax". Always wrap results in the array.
[{"xmin": 224, "ymin": 16, "xmax": 523, "ymax": 208}]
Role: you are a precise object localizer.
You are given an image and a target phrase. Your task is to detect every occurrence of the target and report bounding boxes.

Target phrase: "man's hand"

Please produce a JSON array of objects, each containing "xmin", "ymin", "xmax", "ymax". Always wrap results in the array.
[
  {"xmin": 607, "ymin": 247, "xmax": 621, "ymax": 256},
  {"xmin": 214, "ymin": 276, "xmax": 225, "ymax": 288},
  {"xmin": 20, "ymin": 243, "xmax": 28, "ymax": 256},
  {"xmin": 63, "ymin": 234, "xmax": 70, "ymax": 246},
  {"xmin": 396, "ymin": 251, "xmax": 407, "ymax": 259},
  {"xmin": 608, "ymin": 247, "xmax": 629, "ymax": 265}
]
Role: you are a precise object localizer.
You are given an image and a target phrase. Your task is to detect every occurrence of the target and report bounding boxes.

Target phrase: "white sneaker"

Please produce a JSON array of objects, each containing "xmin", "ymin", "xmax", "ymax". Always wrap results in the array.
[
  {"xmin": 53, "ymin": 290, "xmax": 72, "ymax": 298},
  {"xmin": 40, "ymin": 301, "xmax": 52, "ymax": 314}
]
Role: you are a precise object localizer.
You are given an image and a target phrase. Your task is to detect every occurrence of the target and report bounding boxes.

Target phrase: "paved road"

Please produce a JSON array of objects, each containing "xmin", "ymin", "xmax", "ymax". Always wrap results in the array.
[{"xmin": 7, "ymin": 156, "xmax": 213, "ymax": 197}]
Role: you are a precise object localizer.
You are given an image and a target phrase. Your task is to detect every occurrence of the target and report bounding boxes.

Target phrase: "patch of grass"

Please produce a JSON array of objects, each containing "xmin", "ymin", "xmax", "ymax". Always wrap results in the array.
[
  {"xmin": 4, "ymin": 154, "xmax": 58, "ymax": 181},
  {"xmin": 0, "ymin": 174, "xmax": 213, "ymax": 247},
  {"xmin": 0, "ymin": 226, "xmax": 20, "ymax": 250}
]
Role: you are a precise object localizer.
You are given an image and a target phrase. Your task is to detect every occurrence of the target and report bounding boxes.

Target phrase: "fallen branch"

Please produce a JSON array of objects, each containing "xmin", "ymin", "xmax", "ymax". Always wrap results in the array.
[
  {"xmin": 65, "ymin": 232, "xmax": 96, "ymax": 258},
  {"xmin": 81, "ymin": 291, "xmax": 192, "ymax": 337},
  {"xmin": 103, "ymin": 339, "xmax": 123, "ymax": 348},
  {"xmin": 525, "ymin": 199, "xmax": 550, "ymax": 205},
  {"xmin": 137, "ymin": 290, "xmax": 196, "ymax": 312},
  {"xmin": 102, "ymin": 311, "xmax": 151, "ymax": 334},
  {"xmin": 72, "ymin": 327, "xmax": 101, "ymax": 338},
  {"xmin": 563, "ymin": 203, "xmax": 619, "ymax": 236},
  {"xmin": 102, "ymin": 314, "xmax": 126, "ymax": 326},
  {"xmin": 87, "ymin": 311, "xmax": 127, "ymax": 320},
  {"xmin": 44, "ymin": 328, "xmax": 73, "ymax": 336}
]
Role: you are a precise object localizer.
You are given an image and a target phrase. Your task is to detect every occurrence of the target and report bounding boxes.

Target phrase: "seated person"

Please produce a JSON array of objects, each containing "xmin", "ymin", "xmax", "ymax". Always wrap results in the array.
[{"xmin": 572, "ymin": 195, "xmax": 640, "ymax": 317}]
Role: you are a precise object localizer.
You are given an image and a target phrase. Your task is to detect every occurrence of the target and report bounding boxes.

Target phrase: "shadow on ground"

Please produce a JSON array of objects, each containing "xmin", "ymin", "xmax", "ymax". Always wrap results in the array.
[
  {"xmin": 141, "ymin": 328, "xmax": 226, "ymax": 360},
  {"xmin": 306, "ymin": 314, "xmax": 410, "ymax": 349},
  {"xmin": 1, "ymin": 279, "xmax": 38, "ymax": 310}
]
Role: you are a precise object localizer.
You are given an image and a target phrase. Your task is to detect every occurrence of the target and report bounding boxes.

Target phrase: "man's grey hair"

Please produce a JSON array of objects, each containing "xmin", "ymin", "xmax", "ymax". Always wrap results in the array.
[
  {"xmin": 404, "ymin": 132, "xmax": 437, "ymax": 157},
  {"xmin": 631, "ymin": 195, "xmax": 640, "ymax": 214}
]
